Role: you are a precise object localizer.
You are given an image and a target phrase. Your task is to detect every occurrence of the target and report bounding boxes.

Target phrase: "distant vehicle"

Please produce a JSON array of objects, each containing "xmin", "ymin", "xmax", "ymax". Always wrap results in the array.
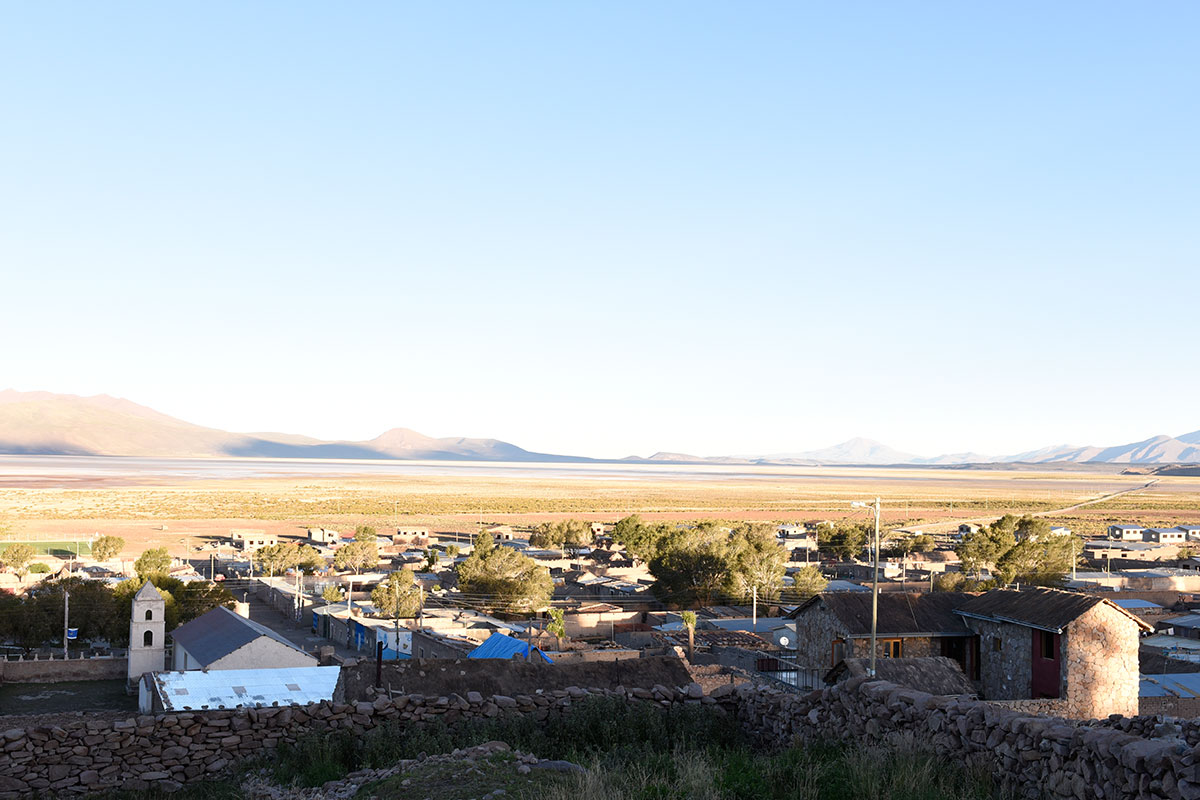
[{"xmin": 214, "ymin": 574, "xmax": 226, "ymax": 582}]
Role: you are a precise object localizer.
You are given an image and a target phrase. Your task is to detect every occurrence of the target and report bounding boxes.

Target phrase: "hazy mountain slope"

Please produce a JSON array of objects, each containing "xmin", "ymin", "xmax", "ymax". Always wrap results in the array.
[
  {"xmin": 764, "ymin": 438, "xmax": 920, "ymax": 465},
  {"xmin": 0, "ymin": 391, "xmax": 577, "ymax": 462}
]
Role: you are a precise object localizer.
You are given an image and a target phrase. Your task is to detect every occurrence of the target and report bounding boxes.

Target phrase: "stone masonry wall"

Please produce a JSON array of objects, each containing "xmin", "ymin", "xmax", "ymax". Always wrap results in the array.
[
  {"xmin": 1063, "ymin": 603, "xmax": 1141, "ymax": 719},
  {"xmin": 0, "ymin": 683, "xmax": 713, "ymax": 797},
  {"xmin": 790, "ymin": 606, "xmax": 848, "ymax": 670},
  {"xmin": 735, "ymin": 679, "xmax": 1200, "ymax": 800},
  {"xmin": 969, "ymin": 617, "xmax": 1032, "ymax": 701},
  {"xmin": 3, "ymin": 677, "xmax": 1200, "ymax": 799}
]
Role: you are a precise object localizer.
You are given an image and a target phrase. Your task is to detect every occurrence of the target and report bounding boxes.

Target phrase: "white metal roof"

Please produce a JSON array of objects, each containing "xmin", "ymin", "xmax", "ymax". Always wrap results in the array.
[{"xmin": 149, "ymin": 666, "xmax": 340, "ymax": 711}]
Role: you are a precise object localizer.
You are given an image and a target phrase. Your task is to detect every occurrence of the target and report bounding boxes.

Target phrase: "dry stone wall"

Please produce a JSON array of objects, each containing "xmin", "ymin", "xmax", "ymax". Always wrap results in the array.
[
  {"xmin": 0, "ymin": 682, "xmax": 713, "ymax": 798},
  {"xmin": 734, "ymin": 679, "xmax": 1200, "ymax": 800},
  {"xmin": 4, "ymin": 676, "xmax": 1200, "ymax": 799}
]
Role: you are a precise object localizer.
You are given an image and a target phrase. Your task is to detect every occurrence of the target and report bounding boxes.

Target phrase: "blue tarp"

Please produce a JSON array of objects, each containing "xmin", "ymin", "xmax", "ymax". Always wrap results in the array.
[{"xmin": 468, "ymin": 632, "xmax": 553, "ymax": 663}]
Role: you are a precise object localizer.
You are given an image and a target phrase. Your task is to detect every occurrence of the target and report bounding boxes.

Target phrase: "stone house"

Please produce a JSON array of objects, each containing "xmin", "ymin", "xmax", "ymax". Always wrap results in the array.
[
  {"xmin": 954, "ymin": 587, "xmax": 1151, "ymax": 718},
  {"xmin": 788, "ymin": 593, "xmax": 977, "ymax": 676}
]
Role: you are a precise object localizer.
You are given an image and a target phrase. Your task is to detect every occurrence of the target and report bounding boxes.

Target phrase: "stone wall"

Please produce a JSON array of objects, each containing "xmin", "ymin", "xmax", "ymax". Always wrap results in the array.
[
  {"xmin": 1062, "ymin": 602, "xmax": 1141, "ymax": 719},
  {"xmin": 969, "ymin": 617, "xmax": 1033, "ymax": 701},
  {"xmin": 734, "ymin": 679, "xmax": 1199, "ymax": 800},
  {"xmin": 0, "ymin": 682, "xmax": 711, "ymax": 797},
  {"xmin": 0, "ymin": 655, "xmax": 127, "ymax": 684},
  {"xmin": 4, "ymin": 675, "xmax": 1200, "ymax": 799},
  {"xmin": 789, "ymin": 605, "xmax": 848, "ymax": 670}
]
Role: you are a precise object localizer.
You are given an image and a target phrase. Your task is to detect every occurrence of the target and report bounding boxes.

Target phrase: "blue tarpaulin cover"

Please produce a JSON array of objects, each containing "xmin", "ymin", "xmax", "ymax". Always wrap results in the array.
[{"xmin": 467, "ymin": 632, "xmax": 553, "ymax": 663}]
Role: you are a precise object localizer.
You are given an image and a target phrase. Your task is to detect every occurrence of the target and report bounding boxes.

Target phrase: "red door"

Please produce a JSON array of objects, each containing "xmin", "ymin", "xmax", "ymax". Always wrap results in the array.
[{"xmin": 1031, "ymin": 630, "xmax": 1061, "ymax": 698}]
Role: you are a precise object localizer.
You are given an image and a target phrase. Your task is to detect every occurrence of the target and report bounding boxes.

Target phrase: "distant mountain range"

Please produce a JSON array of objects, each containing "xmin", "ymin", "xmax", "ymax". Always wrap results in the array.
[{"xmin": 2, "ymin": 390, "xmax": 1199, "ymax": 466}]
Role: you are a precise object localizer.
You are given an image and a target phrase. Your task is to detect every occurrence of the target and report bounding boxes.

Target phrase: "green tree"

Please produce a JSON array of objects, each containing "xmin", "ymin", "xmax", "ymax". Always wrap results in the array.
[
  {"xmin": 354, "ymin": 525, "xmax": 378, "ymax": 543},
  {"xmin": 725, "ymin": 524, "xmax": 788, "ymax": 603},
  {"xmin": 253, "ymin": 543, "xmax": 299, "ymax": 577},
  {"xmin": 547, "ymin": 607, "xmax": 567, "ymax": 651},
  {"xmin": 456, "ymin": 537, "xmax": 553, "ymax": 613},
  {"xmin": 1, "ymin": 543, "xmax": 36, "ymax": 577},
  {"xmin": 649, "ymin": 534, "xmax": 730, "ymax": 606},
  {"xmin": 133, "ymin": 548, "xmax": 172, "ymax": 580},
  {"xmin": 295, "ymin": 544, "xmax": 327, "ymax": 573},
  {"xmin": 333, "ymin": 541, "xmax": 379, "ymax": 574},
  {"xmin": 1015, "ymin": 515, "xmax": 1052, "ymax": 542},
  {"xmin": 611, "ymin": 515, "xmax": 674, "ymax": 562},
  {"xmin": 955, "ymin": 518, "xmax": 1017, "ymax": 578},
  {"xmin": 322, "ymin": 585, "xmax": 346, "ymax": 604},
  {"xmin": 786, "ymin": 565, "xmax": 828, "ymax": 602},
  {"xmin": 445, "ymin": 544, "xmax": 461, "ymax": 559},
  {"xmin": 371, "ymin": 569, "xmax": 424, "ymax": 619},
  {"xmin": 824, "ymin": 523, "xmax": 869, "ymax": 562},
  {"xmin": 91, "ymin": 535, "xmax": 125, "ymax": 563},
  {"xmin": 680, "ymin": 610, "xmax": 697, "ymax": 662}
]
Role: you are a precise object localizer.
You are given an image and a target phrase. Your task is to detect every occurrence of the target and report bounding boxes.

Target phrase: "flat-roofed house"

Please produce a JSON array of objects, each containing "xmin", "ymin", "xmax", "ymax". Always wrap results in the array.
[{"xmin": 170, "ymin": 606, "xmax": 318, "ymax": 671}]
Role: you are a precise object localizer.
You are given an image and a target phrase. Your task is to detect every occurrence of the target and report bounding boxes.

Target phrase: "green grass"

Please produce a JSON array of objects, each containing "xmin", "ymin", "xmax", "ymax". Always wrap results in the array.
[
  {"xmin": 0, "ymin": 539, "xmax": 92, "ymax": 557},
  {"xmin": 100, "ymin": 697, "xmax": 1005, "ymax": 800}
]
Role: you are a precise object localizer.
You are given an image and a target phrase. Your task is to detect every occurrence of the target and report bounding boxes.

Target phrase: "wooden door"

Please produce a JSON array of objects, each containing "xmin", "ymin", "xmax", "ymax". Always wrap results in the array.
[{"xmin": 1031, "ymin": 629, "xmax": 1061, "ymax": 699}]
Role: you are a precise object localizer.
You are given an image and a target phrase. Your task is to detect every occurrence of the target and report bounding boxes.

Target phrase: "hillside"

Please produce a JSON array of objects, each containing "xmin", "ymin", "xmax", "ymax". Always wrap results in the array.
[{"xmin": 0, "ymin": 390, "xmax": 573, "ymax": 462}]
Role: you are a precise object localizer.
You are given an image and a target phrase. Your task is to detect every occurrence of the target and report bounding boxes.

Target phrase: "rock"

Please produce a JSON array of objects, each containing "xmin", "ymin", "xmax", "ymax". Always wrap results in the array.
[
  {"xmin": 686, "ymin": 683, "xmax": 703, "ymax": 699},
  {"xmin": 532, "ymin": 760, "xmax": 586, "ymax": 775}
]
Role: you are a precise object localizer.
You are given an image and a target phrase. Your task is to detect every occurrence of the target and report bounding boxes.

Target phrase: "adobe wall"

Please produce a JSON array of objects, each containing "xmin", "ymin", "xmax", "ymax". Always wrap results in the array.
[{"xmin": 0, "ymin": 655, "xmax": 127, "ymax": 684}]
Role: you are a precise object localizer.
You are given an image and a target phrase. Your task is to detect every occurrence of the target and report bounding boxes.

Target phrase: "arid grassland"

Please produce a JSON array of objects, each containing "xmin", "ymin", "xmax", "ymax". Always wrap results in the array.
[{"xmin": 2, "ymin": 462, "xmax": 1198, "ymax": 556}]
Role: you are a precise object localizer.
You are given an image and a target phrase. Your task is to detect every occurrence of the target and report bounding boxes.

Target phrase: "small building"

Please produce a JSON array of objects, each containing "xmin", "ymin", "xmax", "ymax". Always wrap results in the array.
[
  {"xmin": 1049, "ymin": 526, "xmax": 1073, "ymax": 537},
  {"xmin": 483, "ymin": 526, "xmax": 515, "ymax": 541},
  {"xmin": 1146, "ymin": 528, "xmax": 1187, "ymax": 544},
  {"xmin": 1179, "ymin": 525, "xmax": 1200, "ymax": 541},
  {"xmin": 138, "ymin": 666, "xmax": 340, "ymax": 713},
  {"xmin": 787, "ymin": 592, "xmax": 976, "ymax": 675},
  {"xmin": 171, "ymin": 606, "xmax": 318, "ymax": 671},
  {"xmin": 230, "ymin": 529, "xmax": 278, "ymax": 552},
  {"xmin": 955, "ymin": 587, "xmax": 1152, "ymax": 718},
  {"xmin": 307, "ymin": 528, "xmax": 340, "ymax": 545},
  {"xmin": 1109, "ymin": 524, "xmax": 1146, "ymax": 541}
]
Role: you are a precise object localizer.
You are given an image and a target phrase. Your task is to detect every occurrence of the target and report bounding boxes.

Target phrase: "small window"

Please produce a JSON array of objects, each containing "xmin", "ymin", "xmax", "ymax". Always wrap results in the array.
[
  {"xmin": 144, "ymin": 630, "xmax": 154, "ymax": 647},
  {"xmin": 145, "ymin": 609, "xmax": 153, "ymax": 621},
  {"xmin": 285, "ymin": 683, "xmax": 301, "ymax": 691},
  {"xmin": 881, "ymin": 639, "xmax": 903, "ymax": 658},
  {"xmin": 1040, "ymin": 630, "xmax": 1056, "ymax": 659},
  {"xmin": 993, "ymin": 636, "xmax": 1003, "ymax": 652}
]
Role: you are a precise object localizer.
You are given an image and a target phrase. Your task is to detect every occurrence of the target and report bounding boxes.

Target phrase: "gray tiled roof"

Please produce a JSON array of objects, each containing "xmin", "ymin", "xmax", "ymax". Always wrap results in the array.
[
  {"xmin": 169, "ymin": 606, "xmax": 307, "ymax": 667},
  {"xmin": 791, "ymin": 592, "xmax": 973, "ymax": 636}
]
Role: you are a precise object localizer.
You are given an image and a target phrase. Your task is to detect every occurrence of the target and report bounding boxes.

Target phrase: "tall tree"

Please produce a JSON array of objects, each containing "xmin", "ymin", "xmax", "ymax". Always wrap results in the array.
[
  {"xmin": 456, "ymin": 537, "xmax": 553, "ymax": 613},
  {"xmin": 370, "ymin": 569, "xmax": 424, "ymax": 619},
  {"xmin": 824, "ymin": 523, "xmax": 869, "ymax": 562},
  {"xmin": 134, "ymin": 548, "xmax": 171, "ymax": 580},
  {"xmin": 333, "ymin": 541, "xmax": 378, "ymax": 574},
  {"xmin": 354, "ymin": 525, "xmax": 378, "ymax": 543},
  {"xmin": 787, "ymin": 565, "xmax": 828, "ymax": 602},
  {"xmin": 725, "ymin": 524, "xmax": 788, "ymax": 603},
  {"xmin": 91, "ymin": 536, "xmax": 125, "ymax": 563},
  {"xmin": 1, "ymin": 543, "xmax": 36, "ymax": 577},
  {"xmin": 649, "ymin": 534, "xmax": 730, "ymax": 606}
]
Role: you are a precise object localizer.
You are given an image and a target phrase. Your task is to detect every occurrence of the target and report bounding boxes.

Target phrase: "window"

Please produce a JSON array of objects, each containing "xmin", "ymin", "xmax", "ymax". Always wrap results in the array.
[
  {"xmin": 145, "ymin": 609, "xmax": 153, "ymax": 621},
  {"xmin": 1040, "ymin": 630, "xmax": 1056, "ymax": 660},
  {"xmin": 143, "ymin": 630, "xmax": 153, "ymax": 647},
  {"xmin": 993, "ymin": 636, "xmax": 1003, "ymax": 652},
  {"xmin": 831, "ymin": 639, "xmax": 846, "ymax": 666},
  {"xmin": 880, "ymin": 639, "xmax": 902, "ymax": 658}
]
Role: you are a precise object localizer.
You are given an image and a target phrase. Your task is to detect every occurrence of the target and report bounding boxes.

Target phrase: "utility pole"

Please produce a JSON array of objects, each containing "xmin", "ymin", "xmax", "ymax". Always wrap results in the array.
[
  {"xmin": 852, "ymin": 498, "xmax": 882, "ymax": 678},
  {"xmin": 63, "ymin": 590, "xmax": 70, "ymax": 660},
  {"xmin": 752, "ymin": 585, "xmax": 757, "ymax": 631}
]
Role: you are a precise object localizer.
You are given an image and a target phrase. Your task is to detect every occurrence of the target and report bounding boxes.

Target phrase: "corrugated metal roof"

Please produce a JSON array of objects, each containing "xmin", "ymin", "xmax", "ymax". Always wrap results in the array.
[
  {"xmin": 1140, "ymin": 673, "xmax": 1200, "ymax": 698},
  {"xmin": 1111, "ymin": 599, "xmax": 1164, "ymax": 610},
  {"xmin": 150, "ymin": 666, "xmax": 340, "ymax": 711},
  {"xmin": 170, "ymin": 606, "xmax": 311, "ymax": 667},
  {"xmin": 467, "ymin": 632, "xmax": 552, "ymax": 663}
]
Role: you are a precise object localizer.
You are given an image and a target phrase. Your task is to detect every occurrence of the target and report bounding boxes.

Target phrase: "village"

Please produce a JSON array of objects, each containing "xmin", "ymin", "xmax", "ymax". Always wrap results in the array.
[{"xmin": 7, "ymin": 511, "xmax": 1200, "ymax": 730}]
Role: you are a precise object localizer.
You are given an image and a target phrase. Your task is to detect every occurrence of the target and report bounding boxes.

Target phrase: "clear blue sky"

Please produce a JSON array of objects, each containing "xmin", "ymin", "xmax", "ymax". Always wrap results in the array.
[{"xmin": 2, "ymin": 3, "xmax": 1198, "ymax": 459}]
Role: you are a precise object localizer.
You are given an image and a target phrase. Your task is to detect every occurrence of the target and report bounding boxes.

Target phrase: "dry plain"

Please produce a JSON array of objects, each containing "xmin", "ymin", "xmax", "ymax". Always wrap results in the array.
[{"xmin": 2, "ymin": 458, "xmax": 1199, "ymax": 560}]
